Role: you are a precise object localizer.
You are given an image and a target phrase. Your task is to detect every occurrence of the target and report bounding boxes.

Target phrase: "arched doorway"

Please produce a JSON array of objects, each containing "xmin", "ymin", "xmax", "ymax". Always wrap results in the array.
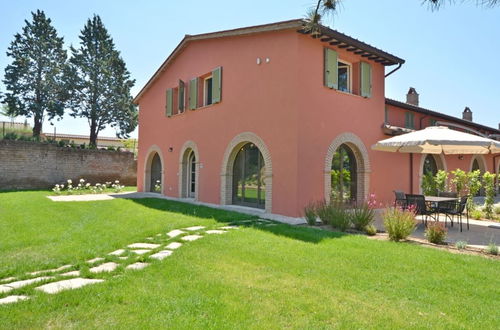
[
  {"xmin": 179, "ymin": 141, "xmax": 200, "ymax": 199},
  {"xmin": 150, "ymin": 153, "xmax": 162, "ymax": 193},
  {"xmin": 324, "ymin": 133, "xmax": 371, "ymax": 205},
  {"xmin": 187, "ymin": 151, "xmax": 196, "ymax": 198},
  {"xmin": 232, "ymin": 143, "xmax": 266, "ymax": 209},
  {"xmin": 331, "ymin": 144, "xmax": 357, "ymax": 203},
  {"xmin": 423, "ymin": 154, "xmax": 439, "ymax": 176},
  {"xmin": 471, "ymin": 156, "xmax": 487, "ymax": 196},
  {"xmin": 220, "ymin": 132, "xmax": 272, "ymax": 213}
]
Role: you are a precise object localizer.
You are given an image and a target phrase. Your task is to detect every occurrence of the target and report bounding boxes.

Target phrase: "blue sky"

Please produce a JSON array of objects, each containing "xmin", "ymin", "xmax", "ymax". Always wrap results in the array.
[{"xmin": 0, "ymin": 0, "xmax": 499, "ymax": 138}]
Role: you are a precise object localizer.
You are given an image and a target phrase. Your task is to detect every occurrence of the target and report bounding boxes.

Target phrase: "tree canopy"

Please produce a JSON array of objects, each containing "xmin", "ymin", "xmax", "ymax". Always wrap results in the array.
[
  {"xmin": 67, "ymin": 15, "xmax": 137, "ymax": 148},
  {"xmin": 2, "ymin": 10, "xmax": 68, "ymax": 138}
]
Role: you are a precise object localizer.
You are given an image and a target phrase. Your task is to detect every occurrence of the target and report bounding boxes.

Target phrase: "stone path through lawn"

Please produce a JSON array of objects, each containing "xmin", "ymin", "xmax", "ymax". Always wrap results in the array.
[{"xmin": 0, "ymin": 220, "xmax": 279, "ymax": 306}]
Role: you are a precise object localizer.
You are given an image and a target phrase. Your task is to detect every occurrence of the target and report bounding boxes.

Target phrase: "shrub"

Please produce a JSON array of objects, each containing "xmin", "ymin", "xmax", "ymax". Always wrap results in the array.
[
  {"xmin": 425, "ymin": 222, "xmax": 447, "ymax": 244},
  {"xmin": 3, "ymin": 132, "xmax": 18, "ymax": 140},
  {"xmin": 364, "ymin": 224, "xmax": 377, "ymax": 236},
  {"xmin": 316, "ymin": 200, "xmax": 351, "ymax": 231},
  {"xmin": 470, "ymin": 209, "xmax": 483, "ymax": 220},
  {"xmin": 455, "ymin": 241, "xmax": 467, "ymax": 250},
  {"xmin": 482, "ymin": 172, "xmax": 497, "ymax": 219},
  {"xmin": 350, "ymin": 202, "xmax": 375, "ymax": 231},
  {"xmin": 303, "ymin": 201, "xmax": 318, "ymax": 226},
  {"xmin": 383, "ymin": 207, "xmax": 416, "ymax": 242},
  {"xmin": 494, "ymin": 205, "xmax": 500, "ymax": 215},
  {"xmin": 486, "ymin": 243, "xmax": 498, "ymax": 255}
]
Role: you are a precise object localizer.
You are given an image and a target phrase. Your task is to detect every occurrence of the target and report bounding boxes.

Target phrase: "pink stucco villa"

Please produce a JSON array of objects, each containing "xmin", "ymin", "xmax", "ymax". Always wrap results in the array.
[{"xmin": 133, "ymin": 19, "xmax": 500, "ymax": 219}]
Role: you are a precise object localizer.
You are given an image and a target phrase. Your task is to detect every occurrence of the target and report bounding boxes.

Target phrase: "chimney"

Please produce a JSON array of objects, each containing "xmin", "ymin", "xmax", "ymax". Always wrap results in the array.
[
  {"xmin": 462, "ymin": 107, "xmax": 472, "ymax": 121},
  {"xmin": 406, "ymin": 87, "xmax": 419, "ymax": 106}
]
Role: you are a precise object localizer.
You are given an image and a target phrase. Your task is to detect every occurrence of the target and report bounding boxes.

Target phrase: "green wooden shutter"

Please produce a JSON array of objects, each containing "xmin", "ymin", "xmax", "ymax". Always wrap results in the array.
[
  {"xmin": 324, "ymin": 48, "xmax": 338, "ymax": 89},
  {"xmin": 212, "ymin": 67, "xmax": 222, "ymax": 103},
  {"xmin": 166, "ymin": 88, "xmax": 173, "ymax": 117},
  {"xmin": 360, "ymin": 62, "xmax": 372, "ymax": 98},
  {"xmin": 189, "ymin": 78, "xmax": 198, "ymax": 110},
  {"xmin": 405, "ymin": 112, "xmax": 414, "ymax": 129},
  {"xmin": 178, "ymin": 80, "xmax": 185, "ymax": 112}
]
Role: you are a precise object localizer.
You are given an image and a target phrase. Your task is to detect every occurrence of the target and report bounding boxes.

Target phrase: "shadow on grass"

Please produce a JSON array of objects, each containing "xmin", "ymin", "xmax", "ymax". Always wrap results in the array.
[
  {"xmin": 127, "ymin": 197, "xmax": 258, "ymax": 223},
  {"xmin": 126, "ymin": 196, "xmax": 346, "ymax": 244}
]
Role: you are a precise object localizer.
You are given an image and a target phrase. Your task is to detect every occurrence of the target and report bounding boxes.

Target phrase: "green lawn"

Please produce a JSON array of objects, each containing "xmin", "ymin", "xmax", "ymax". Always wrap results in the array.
[{"xmin": 0, "ymin": 190, "xmax": 499, "ymax": 328}]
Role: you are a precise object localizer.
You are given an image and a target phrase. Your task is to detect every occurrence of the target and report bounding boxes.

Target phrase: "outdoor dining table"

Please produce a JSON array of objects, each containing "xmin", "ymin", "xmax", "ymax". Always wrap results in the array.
[{"xmin": 424, "ymin": 196, "xmax": 458, "ymax": 203}]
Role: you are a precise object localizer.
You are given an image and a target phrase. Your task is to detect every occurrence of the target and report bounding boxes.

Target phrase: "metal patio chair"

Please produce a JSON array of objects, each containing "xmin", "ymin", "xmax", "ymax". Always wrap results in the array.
[{"xmin": 405, "ymin": 194, "xmax": 437, "ymax": 226}]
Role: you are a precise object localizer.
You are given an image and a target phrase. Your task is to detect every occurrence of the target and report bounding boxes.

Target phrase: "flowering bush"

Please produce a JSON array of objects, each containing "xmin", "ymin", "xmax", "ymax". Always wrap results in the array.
[
  {"xmin": 112, "ymin": 180, "xmax": 124, "ymax": 193},
  {"xmin": 425, "ymin": 222, "xmax": 447, "ymax": 244},
  {"xmin": 383, "ymin": 206, "xmax": 416, "ymax": 242},
  {"xmin": 52, "ymin": 178, "xmax": 125, "ymax": 195}
]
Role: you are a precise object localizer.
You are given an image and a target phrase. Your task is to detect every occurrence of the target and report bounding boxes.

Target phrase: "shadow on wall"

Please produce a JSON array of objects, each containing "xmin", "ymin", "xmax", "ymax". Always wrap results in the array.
[{"xmin": 126, "ymin": 196, "xmax": 347, "ymax": 244}]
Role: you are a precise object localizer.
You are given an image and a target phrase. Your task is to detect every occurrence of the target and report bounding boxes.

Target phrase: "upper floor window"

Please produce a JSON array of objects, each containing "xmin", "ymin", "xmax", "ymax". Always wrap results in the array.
[
  {"xmin": 204, "ymin": 76, "xmax": 213, "ymax": 106},
  {"xmin": 405, "ymin": 112, "xmax": 415, "ymax": 129},
  {"xmin": 337, "ymin": 61, "xmax": 351, "ymax": 93},
  {"xmin": 324, "ymin": 48, "xmax": 371, "ymax": 98}
]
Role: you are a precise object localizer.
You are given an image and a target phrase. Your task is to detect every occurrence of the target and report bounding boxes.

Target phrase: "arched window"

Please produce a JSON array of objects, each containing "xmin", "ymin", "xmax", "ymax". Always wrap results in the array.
[
  {"xmin": 232, "ymin": 143, "xmax": 265, "ymax": 209},
  {"xmin": 331, "ymin": 144, "xmax": 357, "ymax": 203}
]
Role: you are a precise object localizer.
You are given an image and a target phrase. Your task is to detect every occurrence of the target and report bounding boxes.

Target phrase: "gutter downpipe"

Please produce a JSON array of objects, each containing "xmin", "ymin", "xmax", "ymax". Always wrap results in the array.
[{"xmin": 385, "ymin": 62, "xmax": 403, "ymax": 78}]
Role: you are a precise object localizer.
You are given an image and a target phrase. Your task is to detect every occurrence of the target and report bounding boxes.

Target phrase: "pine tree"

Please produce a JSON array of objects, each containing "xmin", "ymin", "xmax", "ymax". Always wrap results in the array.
[
  {"xmin": 2, "ymin": 10, "xmax": 68, "ymax": 138},
  {"xmin": 67, "ymin": 15, "xmax": 137, "ymax": 148}
]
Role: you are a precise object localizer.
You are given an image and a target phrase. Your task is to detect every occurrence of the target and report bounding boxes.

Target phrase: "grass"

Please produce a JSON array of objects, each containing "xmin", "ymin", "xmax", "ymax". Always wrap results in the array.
[{"xmin": 1, "ymin": 190, "xmax": 499, "ymax": 328}]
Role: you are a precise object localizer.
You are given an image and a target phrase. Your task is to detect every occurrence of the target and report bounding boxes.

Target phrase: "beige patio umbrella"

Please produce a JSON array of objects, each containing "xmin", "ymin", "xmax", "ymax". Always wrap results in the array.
[{"xmin": 372, "ymin": 126, "xmax": 500, "ymax": 192}]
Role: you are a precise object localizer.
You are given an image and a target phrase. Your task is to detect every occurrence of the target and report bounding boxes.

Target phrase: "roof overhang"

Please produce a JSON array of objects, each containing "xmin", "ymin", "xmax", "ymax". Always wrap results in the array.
[
  {"xmin": 133, "ymin": 19, "xmax": 405, "ymax": 104},
  {"xmin": 385, "ymin": 98, "xmax": 500, "ymax": 136}
]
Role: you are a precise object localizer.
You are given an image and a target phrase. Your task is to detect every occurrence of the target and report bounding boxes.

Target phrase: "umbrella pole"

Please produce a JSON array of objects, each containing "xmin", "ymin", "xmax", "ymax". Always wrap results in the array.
[{"xmin": 410, "ymin": 153, "xmax": 413, "ymax": 194}]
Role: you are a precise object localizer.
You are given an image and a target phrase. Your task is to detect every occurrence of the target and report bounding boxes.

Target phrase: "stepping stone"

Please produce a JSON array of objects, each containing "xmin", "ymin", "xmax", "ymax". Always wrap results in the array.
[
  {"xmin": 89, "ymin": 262, "xmax": 119, "ymax": 274},
  {"xmin": 28, "ymin": 264, "xmax": 72, "ymax": 276},
  {"xmin": 126, "ymin": 262, "xmax": 149, "ymax": 270},
  {"xmin": 146, "ymin": 237, "xmax": 153, "ymax": 240},
  {"xmin": 185, "ymin": 226, "xmax": 205, "ymax": 231},
  {"xmin": 109, "ymin": 249, "xmax": 126, "ymax": 256},
  {"xmin": 167, "ymin": 229, "xmax": 185, "ymax": 238},
  {"xmin": 156, "ymin": 234, "xmax": 162, "ymax": 237},
  {"xmin": 0, "ymin": 277, "xmax": 16, "ymax": 283},
  {"xmin": 130, "ymin": 249, "xmax": 150, "ymax": 255},
  {"xmin": 0, "ymin": 295, "xmax": 29, "ymax": 305},
  {"xmin": 86, "ymin": 257, "xmax": 104, "ymax": 264},
  {"xmin": 150, "ymin": 250, "xmax": 173, "ymax": 260},
  {"xmin": 206, "ymin": 230, "xmax": 227, "ymax": 234},
  {"xmin": 0, "ymin": 276, "xmax": 54, "ymax": 293},
  {"xmin": 61, "ymin": 270, "xmax": 80, "ymax": 277},
  {"xmin": 127, "ymin": 243, "xmax": 160, "ymax": 249},
  {"xmin": 181, "ymin": 235, "xmax": 203, "ymax": 242},
  {"xmin": 220, "ymin": 226, "xmax": 239, "ymax": 230},
  {"xmin": 165, "ymin": 242, "xmax": 182, "ymax": 250},
  {"xmin": 35, "ymin": 278, "xmax": 104, "ymax": 294},
  {"xmin": 118, "ymin": 257, "xmax": 128, "ymax": 260}
]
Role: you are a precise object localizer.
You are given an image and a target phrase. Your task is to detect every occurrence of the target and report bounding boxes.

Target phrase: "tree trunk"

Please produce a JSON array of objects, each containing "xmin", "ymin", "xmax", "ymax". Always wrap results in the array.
[
  {"xmin": 32, "ymin": 114, "xmax": 42, "ymax": 139},
  {"xmin": 89, "ymin": 119, "xmax": 98, "ymax": 148}
]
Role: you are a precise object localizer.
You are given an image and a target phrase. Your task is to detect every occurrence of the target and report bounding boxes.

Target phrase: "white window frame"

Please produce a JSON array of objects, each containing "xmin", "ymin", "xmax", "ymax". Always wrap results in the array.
[
  {"xmin": 203, "ymin": 76, "xmax": 213, "ymax": 106},
  {"xmin": 337, "ymin": 60, "xmax": 352, "ymax": 93}
]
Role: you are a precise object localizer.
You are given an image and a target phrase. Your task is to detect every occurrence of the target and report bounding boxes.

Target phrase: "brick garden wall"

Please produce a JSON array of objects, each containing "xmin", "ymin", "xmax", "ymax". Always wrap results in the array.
[{"xmin": 0, "ymin": 140, "xmax": 136, "ymax": 190}]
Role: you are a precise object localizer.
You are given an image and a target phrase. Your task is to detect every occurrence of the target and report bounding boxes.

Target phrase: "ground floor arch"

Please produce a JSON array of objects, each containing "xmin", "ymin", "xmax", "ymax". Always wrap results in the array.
[
  {"xmin": 179, "ymin": 141, "xmax": 200, "ymax": 199},
  {"xmin": 144, "ymin": 145, "xmax": 164, "ymax": 193},
  {"xmin": 324, "ymin": 133, "xmax": 371, "ymax": 204},
  {"xmin": 220, "ymin": 132, "xmax": 272, "ymax": 213}
]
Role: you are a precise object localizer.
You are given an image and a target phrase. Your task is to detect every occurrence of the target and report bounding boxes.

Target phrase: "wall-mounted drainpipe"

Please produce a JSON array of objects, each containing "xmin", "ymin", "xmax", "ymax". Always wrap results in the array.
[{"xmin": 385, "ymin": 63, "xmax": 403, "ymax": 78}]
